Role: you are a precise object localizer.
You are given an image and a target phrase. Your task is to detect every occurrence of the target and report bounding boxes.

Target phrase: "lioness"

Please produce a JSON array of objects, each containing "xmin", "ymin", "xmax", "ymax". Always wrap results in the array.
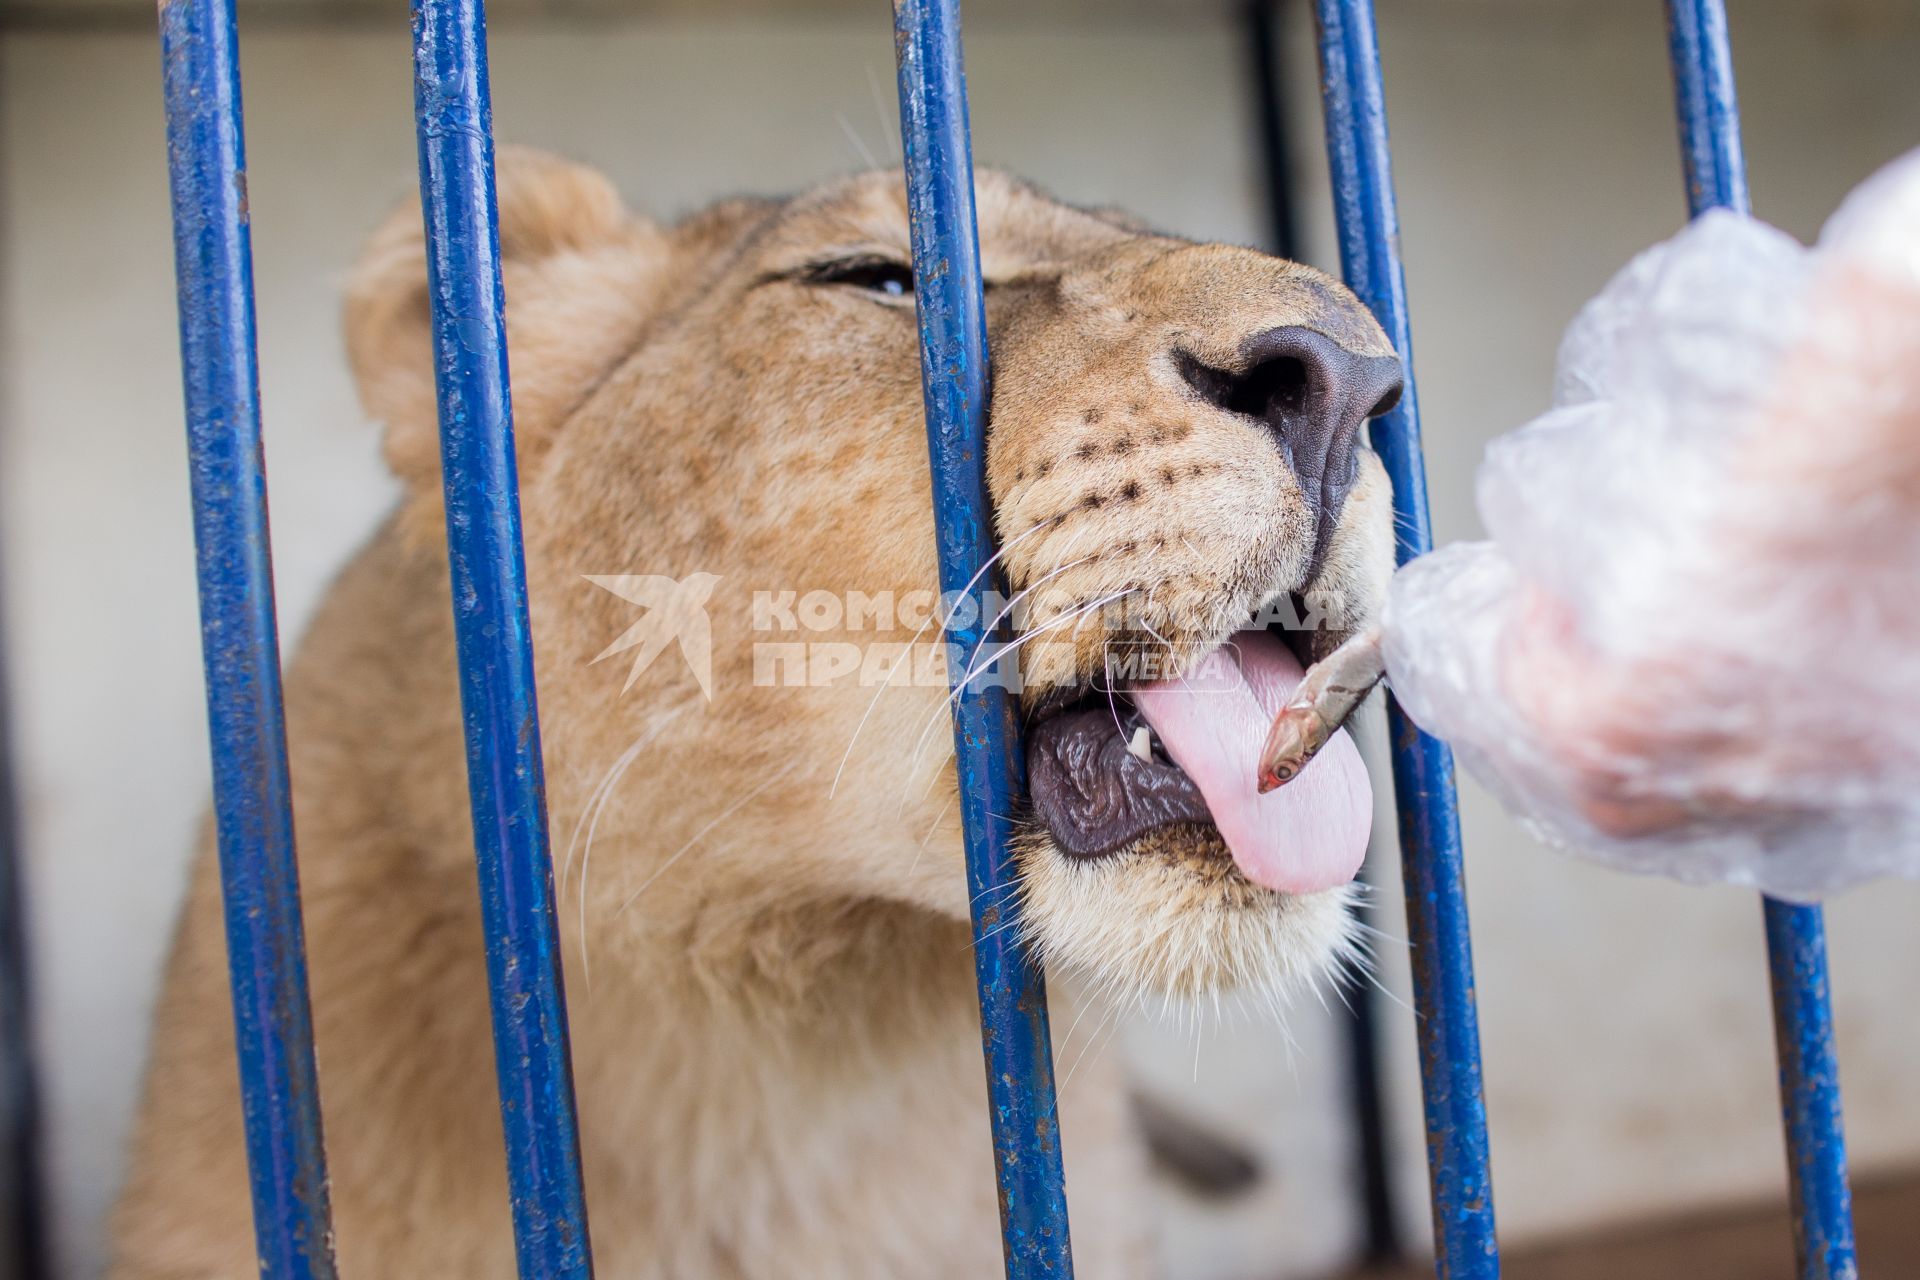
[{"xmin": 113, "ymin": 150, "xmax": 1400, "ymax": 1277}]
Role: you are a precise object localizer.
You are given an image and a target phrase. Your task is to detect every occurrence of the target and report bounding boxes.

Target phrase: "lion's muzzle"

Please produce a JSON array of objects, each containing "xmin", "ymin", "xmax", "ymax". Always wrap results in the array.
[{"xmin": 1176, "ymin": 324, "xmax": 1403, "ymax": 579}]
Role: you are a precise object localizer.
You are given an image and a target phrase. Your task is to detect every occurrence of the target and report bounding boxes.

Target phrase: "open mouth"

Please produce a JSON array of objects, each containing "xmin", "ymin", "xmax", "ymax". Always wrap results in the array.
[{"xmin": 1024, "ymin": 625, "xmax": 1374, "ymax": 896}]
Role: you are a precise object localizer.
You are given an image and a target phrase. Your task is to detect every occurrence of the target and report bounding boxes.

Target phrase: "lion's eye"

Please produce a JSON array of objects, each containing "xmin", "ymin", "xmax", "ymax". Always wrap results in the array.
[{"xmin": 805, "ymin": 258, "xmax": 915, "ymax": 298}]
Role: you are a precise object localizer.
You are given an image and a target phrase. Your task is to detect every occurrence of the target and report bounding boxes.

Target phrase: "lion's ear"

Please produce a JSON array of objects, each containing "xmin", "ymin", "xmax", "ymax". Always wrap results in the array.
[{"xmin": 344, "ymin": 147, "xmax": 669, "ymax": 491}]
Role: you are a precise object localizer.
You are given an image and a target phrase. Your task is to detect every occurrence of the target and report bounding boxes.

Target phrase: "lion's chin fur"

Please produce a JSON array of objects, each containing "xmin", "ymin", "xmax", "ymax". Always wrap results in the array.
[{"xmin": 1015, "ymin": 824, "xmax": 1362, "ymax": 1008}]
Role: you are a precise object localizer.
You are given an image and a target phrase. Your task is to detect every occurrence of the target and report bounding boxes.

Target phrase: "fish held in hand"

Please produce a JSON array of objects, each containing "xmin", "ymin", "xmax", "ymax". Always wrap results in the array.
[{"xmin": 1257, "ymin": 626, "xmax": 1385, "ymax": 793}]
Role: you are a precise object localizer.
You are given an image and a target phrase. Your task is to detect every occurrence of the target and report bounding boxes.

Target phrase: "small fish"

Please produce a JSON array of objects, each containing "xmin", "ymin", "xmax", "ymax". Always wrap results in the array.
[{"xmin": 1257, "ymin": 626, "xmax": 1386, "ymax": 793}]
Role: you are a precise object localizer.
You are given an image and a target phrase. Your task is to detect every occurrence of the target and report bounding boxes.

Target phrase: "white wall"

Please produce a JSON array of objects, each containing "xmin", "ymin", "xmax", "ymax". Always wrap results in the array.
[{"xmin": 0, "ymin": 3, "xmax": 1915, "ymax": 1277}]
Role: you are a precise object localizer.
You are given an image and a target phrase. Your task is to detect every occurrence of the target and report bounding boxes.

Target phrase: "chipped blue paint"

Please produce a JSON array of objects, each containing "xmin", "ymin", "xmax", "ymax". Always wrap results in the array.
[
  {"xmin": 411, "ymin": 0, "xmax": 594, "ymax": 1274},
  {"xmin": 1665, "ymin": 6, "xmax": 1857, "ymax": 1276},
  {"xmin": 1665, "ymin": 0, "xmax": 1750, "ymax": 218},
  {"xmin": 1762, "ymin": 904, "xmax": 1858, "ymax": 1280},
  {"xmin": 1312, "ymin": 4, "xmax": 1499, "ymax": 1277},
  {"xmin": 158, "ymin": 0, "xmax": 337, "ymax": 1273},
  {"xmin": 892, "ymin": 1, "xmax": 1073, "ymax": 1275}
]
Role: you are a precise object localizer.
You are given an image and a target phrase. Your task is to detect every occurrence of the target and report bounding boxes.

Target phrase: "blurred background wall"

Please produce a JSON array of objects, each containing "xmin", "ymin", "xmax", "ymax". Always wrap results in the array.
[{"xmin": 0, "ymin": 0, "xmax": 1916, "ymax": 1276}]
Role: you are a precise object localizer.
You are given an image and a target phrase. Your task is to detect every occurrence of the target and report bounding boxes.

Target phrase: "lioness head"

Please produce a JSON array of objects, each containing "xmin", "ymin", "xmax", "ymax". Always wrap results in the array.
[{"xmin": 345, "ymin": 149, "xmax": 1398, "ymax": 1010}]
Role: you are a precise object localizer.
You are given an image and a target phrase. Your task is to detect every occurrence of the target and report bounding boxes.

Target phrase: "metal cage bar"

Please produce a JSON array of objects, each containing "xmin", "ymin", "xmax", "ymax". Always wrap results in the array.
[
  {"xmin": 1311, "ymin": 3, "xmax": 1501, "ymax": 1277},
  {"xmin": 410, "ymin": 1, "xmax": 596, "ymax": 1274},
  {"xmin": 1663, "ymin": 10, "xmax": 1859, "ymax": 1277},
  {"xmin": 891, "ymin": 1, "xmax": 1075, "ymax": 1275},
  {"xmin": 1763, "ymin": 906, "xmax": 1857, "ymax": 1280},
  {"xmin": 157, "ymin": 1, "xmax": 339, "ymax": 1274},
  {"xmin": 1243, "ymin": 2, "xmax": 1402, "ymax": 1262}
]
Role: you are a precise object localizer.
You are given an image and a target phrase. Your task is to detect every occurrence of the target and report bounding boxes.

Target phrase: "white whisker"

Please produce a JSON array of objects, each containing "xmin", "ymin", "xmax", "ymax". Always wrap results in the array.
[
  {"xmin": 906, "ymin": 737, "xmax": 954, "ymax": 812},
  {"xmin": 971, "ymin": 909, "xmax": 1029, "ymax": 953},
  {"xmin": 864, "ymin": 63, "xmax": 901, "ymax": 163},
  {"xmin": 564, "ymin": 712, "xmax": 682, "ymax": 990},
  {"xmin": 560, "ymin": 712, "xmax": 677, "ymax": 894},
  {"xmin": 1101, "ymin": 644, "xmax": 1126, "ymax": 741},
  {"xmin": 970, "ymin": 877, "xmax": 1021, "ymax": 908},
  {"xmin": 614, "ymin": 763, "xmax": 799, "ymax": 918},
  {"xmin": 835, "ymin": 112, "xmax": 878, "ymax": 170},
  {"xmin": 907, "ymin": 793, "xmax": 955, "ymax": 877},
  {"xmin": 899, "ymin": 585, "xmax": 1138, "ymax": 790},
  {"xmin": 831, "ymin": 516, "xmax": 1058, "ymax": 802},
  {"xmin": 965, "ymin": 554, "xmax": 1094, "ymax": 673},
  {"xmin": 1063, "ymin": 1000, "xmax": 1129, "ymax": 1091}
]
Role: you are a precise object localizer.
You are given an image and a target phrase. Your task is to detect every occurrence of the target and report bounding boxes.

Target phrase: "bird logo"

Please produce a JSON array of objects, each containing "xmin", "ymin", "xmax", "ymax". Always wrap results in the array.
[{"xmin": 585, "ymin": 572, "xmax": 722, "ymax": 701}]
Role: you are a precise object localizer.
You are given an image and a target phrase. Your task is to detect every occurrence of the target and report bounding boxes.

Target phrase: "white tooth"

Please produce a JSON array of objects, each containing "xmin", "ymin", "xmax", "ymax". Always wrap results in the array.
[{"xmin": 1127, "ymin": 726, "xmax": 1152, "ymax": 762}]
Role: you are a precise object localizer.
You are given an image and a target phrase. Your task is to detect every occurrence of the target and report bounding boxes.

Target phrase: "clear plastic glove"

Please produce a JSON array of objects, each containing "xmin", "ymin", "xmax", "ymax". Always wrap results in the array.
[{"xmin": 1380, "ymin": 149, "xmax": 1920, "ymax": 900}]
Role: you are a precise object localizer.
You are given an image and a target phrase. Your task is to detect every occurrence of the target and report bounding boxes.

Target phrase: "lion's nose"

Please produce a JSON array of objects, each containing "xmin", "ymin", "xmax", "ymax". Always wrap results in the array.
[{"xmin": 1178, "ymin": 325, "xmax": 1403, "ymax": 569}]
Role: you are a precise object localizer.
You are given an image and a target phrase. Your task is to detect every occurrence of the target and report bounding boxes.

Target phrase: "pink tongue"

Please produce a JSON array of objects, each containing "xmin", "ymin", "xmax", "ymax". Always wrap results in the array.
[{"xmin": 1131, "ymin": 630, "xmax": 1371, "ymax": 894}]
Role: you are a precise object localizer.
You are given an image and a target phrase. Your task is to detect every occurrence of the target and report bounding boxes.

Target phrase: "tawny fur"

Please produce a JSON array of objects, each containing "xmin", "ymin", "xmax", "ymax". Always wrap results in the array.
[{"xmin": 111, "ymin": 152, "xmax": 1395, "ymax": 1278}]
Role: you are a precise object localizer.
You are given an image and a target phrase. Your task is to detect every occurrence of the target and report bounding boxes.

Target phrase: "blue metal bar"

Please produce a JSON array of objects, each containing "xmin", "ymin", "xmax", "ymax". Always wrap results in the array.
[
  {"xmin": 1665, "ymin": 0, "xmax": 1749, "ymax": 218},
  {"xmin": 1311, "ymin": 4, "xmax": 1499, "ymax": 1277},
  {"xmin": 1763, "ymin": 905, "xmax": 1858, "ymax": 1280},
  {"xmin": 1244, "ymin": 3, "xmax": 1402, "ymax": 1262},
  {"xmin": 1664, "ymin": 7, "xmax": 1857, "ymax": 1276},
  {"xmin": 158, "ymin": 2, "xmax": 337, "ymax": 1274},
  {"xmin": 891, "ymin": 2, "xmax": 1074, "ymax": 1275},
  {"xmin": 410, "ymin": 2, "xmax": 594, "ymax": 1275}
]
